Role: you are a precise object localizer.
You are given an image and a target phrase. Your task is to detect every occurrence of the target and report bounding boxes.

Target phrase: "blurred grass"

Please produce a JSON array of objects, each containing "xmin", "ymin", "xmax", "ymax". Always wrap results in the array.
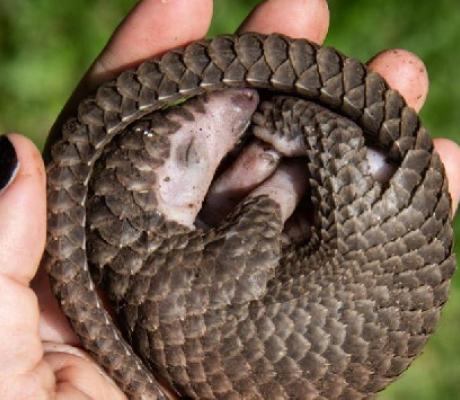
[{"xmin": 0, "ymin": 1, "xmax": 459, "ymax": 398}]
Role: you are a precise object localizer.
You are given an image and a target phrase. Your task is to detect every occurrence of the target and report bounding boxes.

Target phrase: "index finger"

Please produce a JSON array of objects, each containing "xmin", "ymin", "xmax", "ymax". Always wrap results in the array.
[
  {"xmin": 59, "ymin": 0, "xmax": 213, "ymax": 122},
  {"xmin": 88, "ymin": 0, "xmax": 214, "ymax": 87}
]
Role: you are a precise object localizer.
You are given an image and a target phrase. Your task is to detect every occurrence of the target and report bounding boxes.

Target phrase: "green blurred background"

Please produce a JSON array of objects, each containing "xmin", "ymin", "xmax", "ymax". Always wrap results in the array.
[{"xmin": 0, "ymin": 0, "xmax": 459, "ymax": 398}]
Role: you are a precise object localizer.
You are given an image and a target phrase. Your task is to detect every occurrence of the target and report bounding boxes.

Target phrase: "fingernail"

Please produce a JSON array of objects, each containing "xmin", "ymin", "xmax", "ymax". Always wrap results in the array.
[{"xmin": 0, "ymin": 135, "xmax": 19, "ymax": 193}]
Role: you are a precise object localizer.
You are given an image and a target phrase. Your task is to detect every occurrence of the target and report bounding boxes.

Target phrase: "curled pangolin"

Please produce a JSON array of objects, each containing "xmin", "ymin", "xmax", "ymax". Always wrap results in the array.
[{"xmin": 43, "ymin": 33, "xmax": 456, "ymax": 399}]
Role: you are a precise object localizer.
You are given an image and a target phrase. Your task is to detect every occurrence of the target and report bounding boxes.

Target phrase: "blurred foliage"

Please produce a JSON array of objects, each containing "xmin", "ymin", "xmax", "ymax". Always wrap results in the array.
[{"xmin": 0, "ymin": 0, "xmax": 459, "ymax": 398}]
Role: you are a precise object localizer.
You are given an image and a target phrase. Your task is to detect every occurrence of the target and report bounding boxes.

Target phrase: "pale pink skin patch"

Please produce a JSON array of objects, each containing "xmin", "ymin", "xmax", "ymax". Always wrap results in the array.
[
  {"xmin": 248, "ymin": 159, "xmax": 308, "ymax": 223},
  {"xmin": 200, "ymin": 139, "xmax": 282, "ymax": 226},
  {"xmin": 366, "ymin": 147, "xmax": 397, "ymax": 184},
  {"xmin": 152, "ymin": 89, "xmax": 395, "ymax": 233},
  {"xmin": 152, "ymin": 89, "xmax": 259, "ymax": 227}
]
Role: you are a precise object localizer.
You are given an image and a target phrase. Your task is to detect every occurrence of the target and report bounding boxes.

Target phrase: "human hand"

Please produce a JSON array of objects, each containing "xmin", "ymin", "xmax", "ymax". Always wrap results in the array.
[{"xmin": 1, "ymin": 1, "xmax": 459, "ymax": 399}]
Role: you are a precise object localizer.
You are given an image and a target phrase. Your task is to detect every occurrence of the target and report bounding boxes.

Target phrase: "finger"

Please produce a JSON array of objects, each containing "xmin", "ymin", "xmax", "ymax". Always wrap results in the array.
[
  {"xmin": 0, "ymin": 134, "xmax": 46, "ymax": 284},
  {"xmin": 434, "ymin": 138, "xmax": 460, "ymax": 213},
  {"xmin": 88, "ymin": 0, "xmax": 213, "ymax": 86},
  {"xmin": 32, "ymin": 266, "xmax": 79, "ymax": 345},
  {"xmin": 0, "ymin": 275, "xmax": 42, "ymax": 376},
  {"xmin": 249, "ymin": 160, "xmax": 308, "ymax": 223},
  {"xmin": 0, "ymin": 273, "xmax": 56, "ymax": 398},
  {"xmin": 59, "ymin": 0, "xmax": 213, "ymax": 122},
  {"xmin": 0, "ymin": 134, "xmax": 54, "ymax": 397},
  {"xmin": 367, "ymin": 49, "xmax": 429, "ymax": 112},
  {"xmin": 238, "ymin": 0, "xmax": 330, "ymax": 44},
  {"xmin": 368, "ymin": 53, "xmax": 459, "ymax": 212},
  {"xmin": 43, "ymin": 344, "xmax": 126, "ymax": 400},
  {"xmin": 0, "ymin": 133, "xmax": 46, "ymax": 375},
  {"xmin": 0, "ymin": 359, "xmax": 55, "ymax": 400}
]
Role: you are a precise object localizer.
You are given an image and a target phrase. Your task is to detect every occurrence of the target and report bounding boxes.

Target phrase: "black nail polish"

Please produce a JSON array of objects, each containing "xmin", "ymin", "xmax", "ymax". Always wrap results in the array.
[{"xmin": 0, "ymin": 135, "xmax": 18, "ymax": 192}]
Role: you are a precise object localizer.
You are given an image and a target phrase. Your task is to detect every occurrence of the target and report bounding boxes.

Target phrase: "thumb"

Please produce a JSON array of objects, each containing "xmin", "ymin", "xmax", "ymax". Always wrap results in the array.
[
  {"xmin": 0, "ymin": 134, "xmax": 46, "ymax": 284},
  {"xmin": 0, "ymin": 133, "xmax": 50, "ymax": 397}
]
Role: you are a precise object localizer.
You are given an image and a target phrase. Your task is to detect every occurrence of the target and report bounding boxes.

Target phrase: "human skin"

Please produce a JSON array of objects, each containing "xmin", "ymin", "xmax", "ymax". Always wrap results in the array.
[{"xmin": 0, "ymin": 0, "xmax": 459, "ymax": 399}]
